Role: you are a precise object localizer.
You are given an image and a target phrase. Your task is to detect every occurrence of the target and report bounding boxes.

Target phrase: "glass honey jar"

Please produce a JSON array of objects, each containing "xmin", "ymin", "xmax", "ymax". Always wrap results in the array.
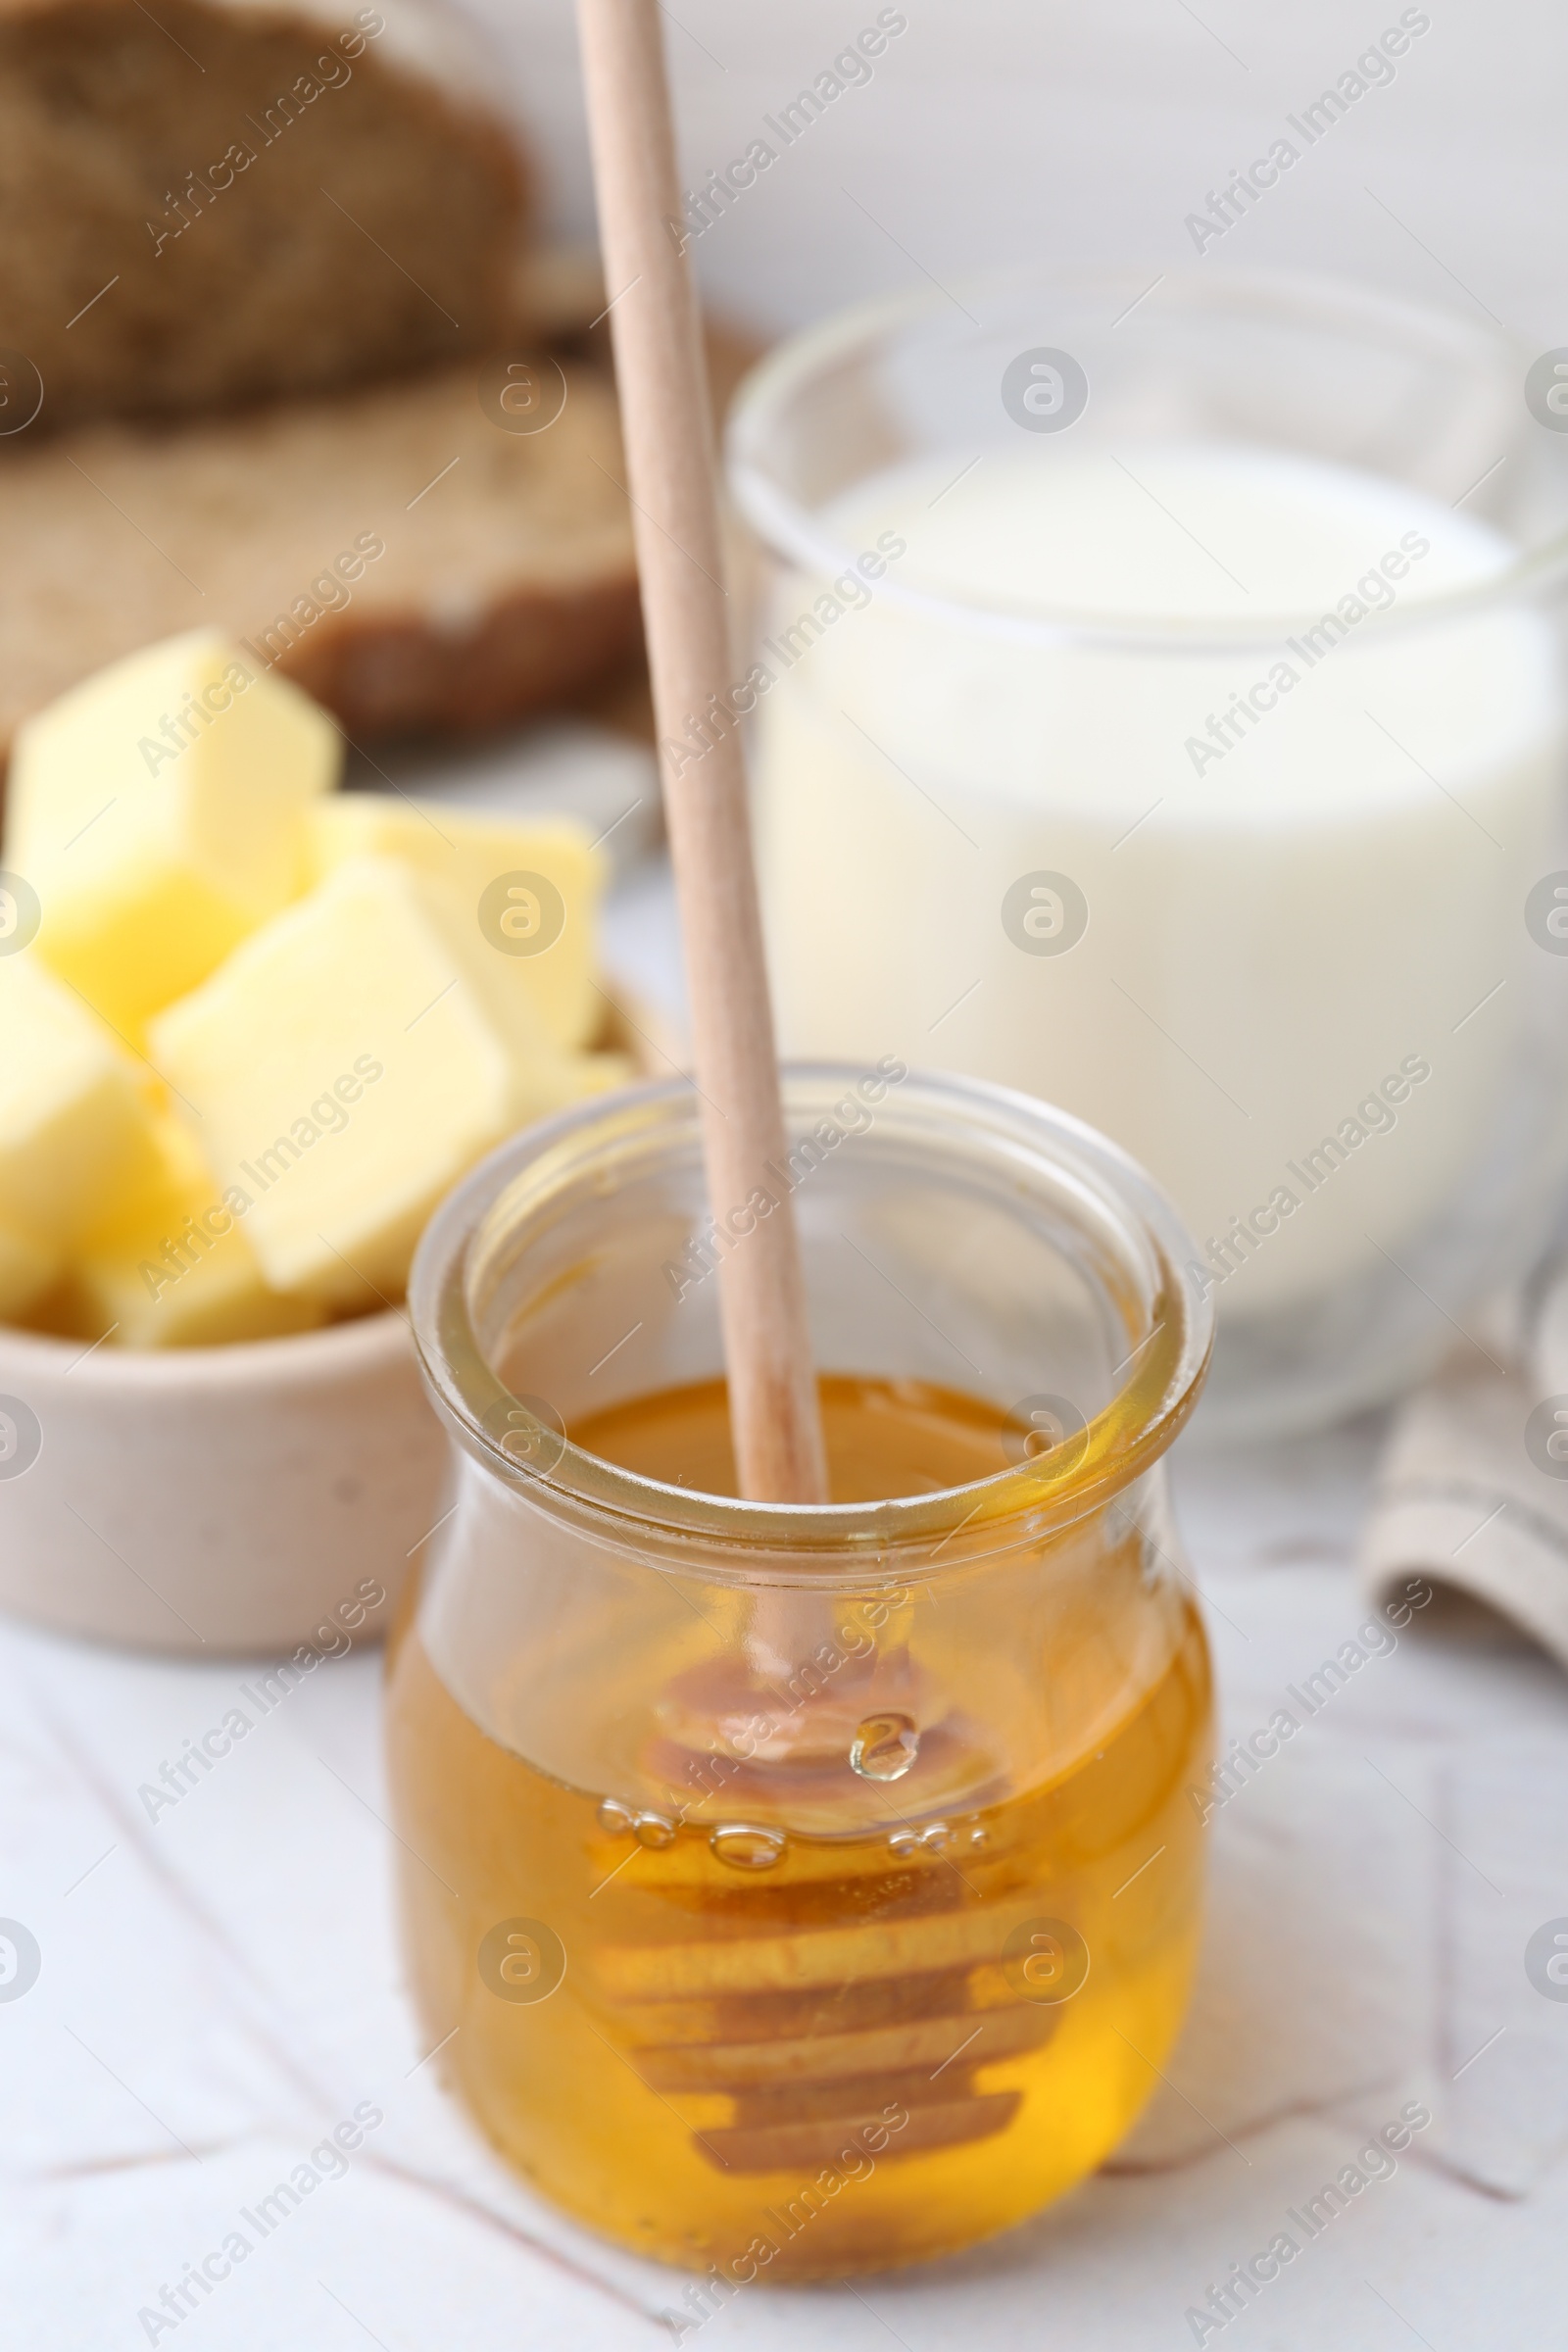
[{"xmin": 388, "ymin": 1064, "xmax": 1214, "ymax": 2278}]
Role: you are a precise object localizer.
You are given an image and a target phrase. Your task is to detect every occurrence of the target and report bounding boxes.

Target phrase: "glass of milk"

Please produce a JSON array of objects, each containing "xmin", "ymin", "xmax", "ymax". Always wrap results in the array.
[{"xmin": 725, "ymin": 267, "xmax": 1568, "ymax": 1437}]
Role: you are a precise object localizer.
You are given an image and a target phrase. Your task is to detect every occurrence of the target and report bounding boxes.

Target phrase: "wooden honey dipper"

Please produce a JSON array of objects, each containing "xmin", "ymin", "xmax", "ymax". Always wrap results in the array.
[
  {"xmin": 574, "ymin": 0, "xmax": 827, "ymax": 1522},
  {"xmin": 574, "ymin": 0, "xmax": 1050, "ymax": 2180}
]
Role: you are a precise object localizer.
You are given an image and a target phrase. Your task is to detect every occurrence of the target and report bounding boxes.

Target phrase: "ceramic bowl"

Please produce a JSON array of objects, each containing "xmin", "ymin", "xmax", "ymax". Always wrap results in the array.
[
  {"xmin": 0, "ymin": 1308, "xmax": 444, "ymax": 1655},
  {"xmin": 0, "ymin": 991, "xmax": 677, "ymax": 1657}
]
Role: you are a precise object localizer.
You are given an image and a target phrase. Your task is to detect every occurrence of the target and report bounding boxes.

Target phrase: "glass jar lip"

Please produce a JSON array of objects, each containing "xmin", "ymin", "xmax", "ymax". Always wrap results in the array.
[
  {"xmin": 726, "ymin": 260, "xmax": 1568, "ymax": 656},
  {"xmin": 409, "ymin": 1064, "xmax": 1214, "ymax": 1573}
]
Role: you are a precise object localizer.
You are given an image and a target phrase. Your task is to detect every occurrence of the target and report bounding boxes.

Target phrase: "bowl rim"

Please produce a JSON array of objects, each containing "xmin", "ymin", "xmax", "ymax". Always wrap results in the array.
[
  {"xmin": 0, "ymin": 1306, "xmax": 411, "ymax": 1393},
  {"xmin": 0, "ymin": 985, "xmax": 670, "ymax": 1400}
]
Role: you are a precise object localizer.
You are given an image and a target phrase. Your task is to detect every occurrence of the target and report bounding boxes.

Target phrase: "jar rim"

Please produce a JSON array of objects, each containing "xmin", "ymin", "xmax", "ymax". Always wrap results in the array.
[
  {"xmin": 726, "ymin": 261, "xmax": 1568, "ymax": 656},
  {"xmin": 408, "ymin": 1065, "xmax": 1213, "ymax": 1578}
]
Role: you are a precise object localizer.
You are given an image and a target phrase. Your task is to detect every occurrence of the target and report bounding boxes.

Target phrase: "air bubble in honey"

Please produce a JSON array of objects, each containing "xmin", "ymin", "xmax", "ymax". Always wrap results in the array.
[
  {"xmin": 849, "ymin": 1710, "xmax": 920, "ymax": 1782},
  {"xmin": 597, "ymin": 1798, "xmax": 634, "ymax": 1836},
  {"xmin": 710, "ymin": 1824, "xmax": 786, "ymax": 1871},
  {"xmin": 634, "ymin": 1810, "xmax": 675, "ymax": 1848}
]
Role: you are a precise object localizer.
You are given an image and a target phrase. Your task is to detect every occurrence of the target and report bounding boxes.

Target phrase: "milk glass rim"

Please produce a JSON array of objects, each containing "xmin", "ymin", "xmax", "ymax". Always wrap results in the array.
[
  {"xmin": 726, "ymin": 261, "xmax": 1568, "ymax": 655},
  {"xmin": 408, "ymin": 1064, "xmax": 1213, "ymax": 1572}
]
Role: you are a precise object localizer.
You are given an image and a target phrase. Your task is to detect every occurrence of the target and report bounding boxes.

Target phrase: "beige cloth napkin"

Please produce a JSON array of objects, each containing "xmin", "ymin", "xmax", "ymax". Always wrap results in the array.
[{"xmin": 1361, "ymin": 1260, "xmax": 1568, "ymax": 1670}]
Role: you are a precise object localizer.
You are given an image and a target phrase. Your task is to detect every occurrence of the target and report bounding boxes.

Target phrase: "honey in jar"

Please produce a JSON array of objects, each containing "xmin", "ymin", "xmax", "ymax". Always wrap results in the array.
[{"xmin": 392, "ymin": 1069, "xmax": 1214, "ymax": 2276}]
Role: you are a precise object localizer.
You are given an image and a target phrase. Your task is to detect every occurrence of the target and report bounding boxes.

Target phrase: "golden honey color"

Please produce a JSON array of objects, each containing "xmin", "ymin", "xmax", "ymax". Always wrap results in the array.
[{"xmin": 386, "ymin": 1376, "xmax": 1213, "ymax": 2278}]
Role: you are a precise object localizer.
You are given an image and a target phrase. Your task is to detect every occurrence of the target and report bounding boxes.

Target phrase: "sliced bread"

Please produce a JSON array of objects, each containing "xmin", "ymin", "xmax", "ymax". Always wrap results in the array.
[
  {"xmin": 0, "ymin": 0, "xmax": 528, "ymax": 428},
  {"xmin": 0, "ymin": 301, "xmax": 771, "ymax": 764},
  {"xmin": 0, "ymin": 357, "xmax": 641, "ymax": 756}
]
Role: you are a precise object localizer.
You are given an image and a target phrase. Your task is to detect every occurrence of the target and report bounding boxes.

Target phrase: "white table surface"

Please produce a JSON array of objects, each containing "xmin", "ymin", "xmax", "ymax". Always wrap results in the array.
[{"xmin": 6, "ymin": 856, "xmax": 1566, "ymax": 2351}]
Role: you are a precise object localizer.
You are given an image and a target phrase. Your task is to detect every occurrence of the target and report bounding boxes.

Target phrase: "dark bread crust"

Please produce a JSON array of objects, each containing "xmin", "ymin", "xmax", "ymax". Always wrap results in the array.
[
  {"xmin": 276, "ymin": 569, "xmax": 646, "ymax": 737},
  {"xmin": 281, "ymin": 316, "xmax": 767, "ymax": 739}
]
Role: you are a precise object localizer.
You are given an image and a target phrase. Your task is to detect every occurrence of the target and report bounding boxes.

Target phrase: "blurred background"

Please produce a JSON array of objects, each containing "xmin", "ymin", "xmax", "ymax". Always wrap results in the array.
[{"xmin": 490, "ymin": 0, "xmax": 1560, "ymax": 339}]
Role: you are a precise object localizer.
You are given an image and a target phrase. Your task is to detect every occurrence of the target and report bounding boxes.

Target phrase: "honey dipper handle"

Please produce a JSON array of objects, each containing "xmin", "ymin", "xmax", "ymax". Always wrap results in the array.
[{"xmin": 574, "ymin": 0, "xmax": 829, "ymax": 1504}]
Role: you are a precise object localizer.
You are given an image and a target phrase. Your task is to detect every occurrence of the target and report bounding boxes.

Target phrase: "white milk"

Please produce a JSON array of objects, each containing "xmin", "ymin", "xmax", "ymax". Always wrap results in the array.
[{"xmin": 753, "ymin": 441, "xmax": 1565, "ymax": 1318}]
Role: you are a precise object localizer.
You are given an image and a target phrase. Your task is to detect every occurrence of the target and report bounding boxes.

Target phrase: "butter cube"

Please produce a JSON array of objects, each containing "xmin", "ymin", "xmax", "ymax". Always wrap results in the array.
[
  {"xmin": 0, "ymin": 954, "xmax": 165, "ymax": 1247},
  {"xmin": 62, "ymin": 1117, "xmax": 324, "ymax": 1349},
  {"xmin": 6, "ymin": 629, "xmax": 338, "ymax": 1036},
  {"xmin": 150, "ymin": 857, "xmax": 629, "ymax": 1308},
  {"xmin": 0, "ymin": 1213, "xmax": 60, "ymax": 1322},
  {"xmin": 308, "ymin": 797, "xmax": 605, "ymax": 1049}
]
